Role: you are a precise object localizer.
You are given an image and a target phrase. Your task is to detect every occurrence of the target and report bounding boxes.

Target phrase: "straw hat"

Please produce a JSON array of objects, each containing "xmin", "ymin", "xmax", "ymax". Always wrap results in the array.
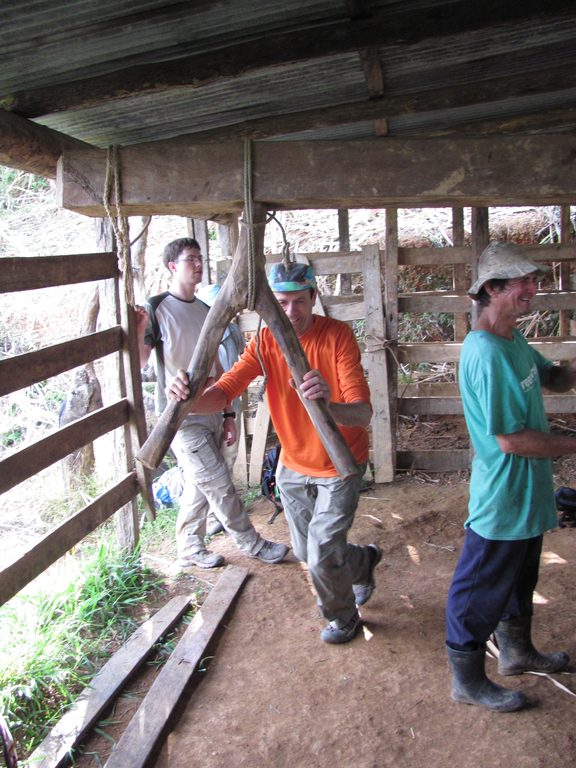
[{"xmin": 468, "ymin": 242, "xmax": 549, "ymax": 299}]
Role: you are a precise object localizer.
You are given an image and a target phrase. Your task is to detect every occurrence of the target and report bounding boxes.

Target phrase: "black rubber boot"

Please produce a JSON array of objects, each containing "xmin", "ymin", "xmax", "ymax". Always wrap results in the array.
[
  {"xmin": 494, "ymin": 616, "xmax": 570, "ymax": 676},
  {"xmin": 446, "ymin": 644, "xmax": 528, "ymax": 712}
]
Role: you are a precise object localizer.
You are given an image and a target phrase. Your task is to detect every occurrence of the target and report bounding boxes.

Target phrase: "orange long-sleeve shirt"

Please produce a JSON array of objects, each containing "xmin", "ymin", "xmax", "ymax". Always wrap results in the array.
[{"xmin": 215, "ymin": 315, "xmax": 371, "ymax": 477}]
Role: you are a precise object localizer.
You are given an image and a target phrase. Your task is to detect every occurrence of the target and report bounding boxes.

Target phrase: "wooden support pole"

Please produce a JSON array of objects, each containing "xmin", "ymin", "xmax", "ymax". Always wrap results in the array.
[
  {"xmin": 470, "ymin": 207, "xmax": 490, "ymax": 327},
  {"xmin": 559, "ymin": 205, "xmax": 573, "ymax": 336},
  {"xmin": 384, "ymin": 208, "xmax": 399, "ymax": 478},
  {"xmin": 452, "ymin": 208, "xmax": 469, "ymax": 342},
  {"xmin": 187, "ymin": 218, "xmax": 211, "ymax": 286},
  {"xmin": 336, "ymin": 209, "xmax": 352, "ymax": 295},
  {"xmin": 362, "ymin": 243, "xmax": 394, "ymax": 483}
]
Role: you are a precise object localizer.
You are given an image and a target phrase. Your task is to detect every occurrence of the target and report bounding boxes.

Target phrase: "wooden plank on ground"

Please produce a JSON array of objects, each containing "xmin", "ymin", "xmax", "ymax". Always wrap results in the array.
[
  {"xmin": 28, "ymin": 595, "xmax": 194, "ymax": 768},
  {"xmin": 104, "ymin": 565, "xmax": 250, "ymax": 768}
]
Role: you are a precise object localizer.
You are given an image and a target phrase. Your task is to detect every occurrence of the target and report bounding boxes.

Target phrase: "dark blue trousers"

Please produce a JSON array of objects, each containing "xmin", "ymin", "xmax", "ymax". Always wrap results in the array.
[{"xmin": 446, "ymin": 527, "xmax": 543, "ymax": 650}]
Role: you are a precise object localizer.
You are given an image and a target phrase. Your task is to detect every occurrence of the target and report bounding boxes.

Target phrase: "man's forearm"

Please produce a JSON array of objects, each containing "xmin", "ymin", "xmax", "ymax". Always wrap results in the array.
[
  {"xmin": 497, "ymin": 428, "xmax": 576, "ymax": 458},
  {"xmin": 329, "ymin": 400, "xmax": 373, "ymax": 428},
  {"xmin": 191, "ymin": 383, "xmax": 228, "ymax": 414}
]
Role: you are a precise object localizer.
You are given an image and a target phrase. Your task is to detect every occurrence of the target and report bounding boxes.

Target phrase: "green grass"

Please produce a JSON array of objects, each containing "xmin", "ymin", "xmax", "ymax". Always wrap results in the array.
[{"xmin": 0, "ymin": 542, "xmax": 165, "ymax": 758}]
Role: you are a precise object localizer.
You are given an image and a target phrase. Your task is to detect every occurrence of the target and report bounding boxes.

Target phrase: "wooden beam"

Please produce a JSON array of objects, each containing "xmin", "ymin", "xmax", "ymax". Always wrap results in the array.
[
  {"xmin": 0, "ymin": 108, "xmax": 94, "ymax": 179},
  {"xmin": 58, "ymin": 135, "xmax": 576, "ymax": 217},
  {"xmin": 358, "ymin": 47, "xmax": 384, "ymax": 98},
  {"xmin": 29, "ymin": 595, "xmax": 193, "ymax": 768}
]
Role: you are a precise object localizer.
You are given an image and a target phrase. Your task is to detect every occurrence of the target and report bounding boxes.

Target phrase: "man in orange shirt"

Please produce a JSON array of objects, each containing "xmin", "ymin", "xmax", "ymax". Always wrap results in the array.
[{"xmin": 169, "ymin": 263, "xmax": 381, "ymax": 644}]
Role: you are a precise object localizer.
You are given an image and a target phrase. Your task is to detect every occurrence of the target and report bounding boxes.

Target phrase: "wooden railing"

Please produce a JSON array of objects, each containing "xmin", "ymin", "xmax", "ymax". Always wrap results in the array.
[{"xmin": 0, "ymin": 251, "xmax": 151, "ymax": 607}]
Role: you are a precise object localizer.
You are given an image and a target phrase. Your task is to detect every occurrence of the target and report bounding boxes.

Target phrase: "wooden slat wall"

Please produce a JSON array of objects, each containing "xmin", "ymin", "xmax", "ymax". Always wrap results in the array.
[
  {"xmin": 0, "ymin": 252, "xmax": 149, "ymax": 608},
  {"xmin": 250, "ymin": 206, "xmax": 575, "ymax": 475}
]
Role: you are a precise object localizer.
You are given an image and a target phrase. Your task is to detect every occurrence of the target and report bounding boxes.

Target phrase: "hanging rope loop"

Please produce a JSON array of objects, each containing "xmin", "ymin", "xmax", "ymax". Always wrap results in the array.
[
  {"xmin": 103, "ymin": 145, "xmax": 135, "ymax": 306},
  {"xmin": 267, "ymin": 211, "xmax": 293, "ymax": 267}
]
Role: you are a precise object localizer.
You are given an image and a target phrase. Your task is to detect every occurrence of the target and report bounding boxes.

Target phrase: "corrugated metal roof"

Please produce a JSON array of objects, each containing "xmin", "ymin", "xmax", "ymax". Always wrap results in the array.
[{"xmin": 1, "ymin": 0, "xmax": 575, "ymax": 160}]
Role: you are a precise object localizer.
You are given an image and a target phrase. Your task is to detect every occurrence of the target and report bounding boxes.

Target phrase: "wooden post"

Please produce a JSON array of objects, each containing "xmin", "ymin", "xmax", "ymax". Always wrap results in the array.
[
  {"xmin": 363, "ymin": 243, "xmax": 394, "ymax": 482},
  {"xmin": 94, "ymin": 218, "xmax": 140, "ymax": 550},
  {"xmin": 336, "ymin": 209, "xmax": 352, "ymax": 295},
  {"xmin": 383, "ymin": 208, "xmax": 399, "ymax": 478},
  {"xmin": 452, "ymin": 207, "xmax": 469, "ymax": 342},
  {"xmin": 559, "ymin": 205, "xmax": 572, "ymax": 337},
  {"xmin": 187, "ymin": 218, "xmax": 211, "ymax": 286},
  {"xmin": 470, "ymin": 207, "xmax": 490, "ymax": 328}
]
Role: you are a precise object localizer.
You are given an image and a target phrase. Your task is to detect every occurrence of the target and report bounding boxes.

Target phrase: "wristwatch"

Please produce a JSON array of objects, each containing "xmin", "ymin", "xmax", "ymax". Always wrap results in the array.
[{"xmin": 223, "ymin": 411, "xmax": 236, "ymax": 419}]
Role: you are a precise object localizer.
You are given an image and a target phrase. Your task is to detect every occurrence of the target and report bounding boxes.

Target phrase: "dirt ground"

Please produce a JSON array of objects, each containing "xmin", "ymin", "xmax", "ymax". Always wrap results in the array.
[{"xmin": 74, "ymin": 463, "xmax": 576, "ymax": 768}]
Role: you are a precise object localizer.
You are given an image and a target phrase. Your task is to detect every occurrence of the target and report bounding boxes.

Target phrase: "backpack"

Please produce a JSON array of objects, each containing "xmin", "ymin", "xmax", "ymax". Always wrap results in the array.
[
  {"xmin": 555, "ymin": 486, "xmax": 576, "ymax": 528},
  {"xmin": 261, "ymin": 444, "xmax": 283, "ymax": 523}
]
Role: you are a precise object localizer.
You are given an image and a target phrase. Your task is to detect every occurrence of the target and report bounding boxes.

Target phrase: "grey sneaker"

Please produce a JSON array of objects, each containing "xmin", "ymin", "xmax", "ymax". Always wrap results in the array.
[
  {"xmin": 352, "ymin": 544, "xmax": 382, "ymax": 607},
  {"xmin": 252, "ymin": 539, "xmax": 289, "ymax": 564},
  {"xmin": 321, "ymin": 612, "xmax": 362, "ymax": 644},
  {"xmin": 206, "ymin": 518, "xmax": 225, "ymax": 536},
  {"xmin": 178, "ymin": 549, "xmax": 225, "ymax": 569}
]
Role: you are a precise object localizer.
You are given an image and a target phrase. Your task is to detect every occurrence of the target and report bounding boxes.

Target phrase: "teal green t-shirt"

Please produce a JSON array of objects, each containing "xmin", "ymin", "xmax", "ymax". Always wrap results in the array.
[{"xmin": 459, "ymin": 329, "xmax": 557, "ymax": 540}]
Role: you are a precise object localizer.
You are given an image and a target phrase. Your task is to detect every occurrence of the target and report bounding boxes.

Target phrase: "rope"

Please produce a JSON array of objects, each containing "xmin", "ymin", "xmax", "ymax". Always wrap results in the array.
[
  {"xmin": 267, "ymin": 211, "xmax": 293, "ymax": 266},
  {"xmin": 243, "ymin": 138, "xmax": 256, "ymax": 311},
  {"xmin": 103, "ymin": 145, "xmax": 135, "ymax": 306},
  {"xmin": 363, "ymin": 333, "xmax": 400, "ymax": 365}
]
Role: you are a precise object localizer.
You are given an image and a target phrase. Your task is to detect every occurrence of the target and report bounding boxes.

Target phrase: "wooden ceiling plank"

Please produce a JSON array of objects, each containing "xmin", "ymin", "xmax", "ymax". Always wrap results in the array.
[
  {"xmin": 153, "ymin": 64, "xmax": 576, "ymax": 143},
  {"xmin": 4, "ymin": 1, "xmax": 573, "ymax": 116}
]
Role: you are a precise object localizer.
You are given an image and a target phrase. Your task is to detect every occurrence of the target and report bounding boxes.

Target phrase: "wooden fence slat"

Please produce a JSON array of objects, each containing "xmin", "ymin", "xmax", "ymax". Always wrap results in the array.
[
  {"xmin": 1, "ymin": 253, "xmax": 118, "ymax": 293},
  {"xmin": 0, "ymin": 472, "xmax": 138, "ymax": 607},
  {"xmin": 0, "ymin": 400, "xmax": 129, "ymax": 495},
  {"xmin": 28, "ymin": 594, "xmax": 193, "ymax": 768},
  {"xmin": 103, "ymin": 565, "xmax": 250, "ymax": 768},
  {"xmin": 0, "ymin": 327, "xmax": 122, "ymax": 397}
]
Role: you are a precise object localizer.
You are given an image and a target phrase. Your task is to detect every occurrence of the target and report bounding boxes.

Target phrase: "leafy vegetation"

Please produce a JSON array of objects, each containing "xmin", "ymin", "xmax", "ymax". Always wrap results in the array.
[{"xmin": 0, "ymin": 542, "xmax": 165, "ymax": 758}]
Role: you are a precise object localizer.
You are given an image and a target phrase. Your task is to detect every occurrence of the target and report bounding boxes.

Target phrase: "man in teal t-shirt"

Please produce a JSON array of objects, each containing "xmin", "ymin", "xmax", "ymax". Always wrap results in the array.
[{"xmin": 445, "ymin": 242, "xmax": 574, "ymax": 713}]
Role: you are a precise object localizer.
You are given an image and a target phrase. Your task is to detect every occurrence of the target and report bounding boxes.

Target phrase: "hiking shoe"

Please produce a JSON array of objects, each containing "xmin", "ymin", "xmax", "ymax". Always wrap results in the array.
[
  {"xmin": 252, "ymin": 539, "xmax": 289, "ymax": 564},
  {"xmin": 206, "ymin": 518, "xmax": 225, "ymax": 536},
  {"xmin": 178, "ymin": 549, "xmax": 225, "ymax": 569},
  {"xmin": 352, "ymin": 544, "xmax": 382, "ymax": 607},
  {"xmin": 321, "ymin": 612, "xmax": 362, "ymax": 644}
]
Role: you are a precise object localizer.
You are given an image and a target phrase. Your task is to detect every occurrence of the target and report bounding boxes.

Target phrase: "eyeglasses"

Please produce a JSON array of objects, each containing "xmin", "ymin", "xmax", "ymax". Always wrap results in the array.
[{"xmin": 174, "ymin": 255, "xmax": 203, "ymax": 264}]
